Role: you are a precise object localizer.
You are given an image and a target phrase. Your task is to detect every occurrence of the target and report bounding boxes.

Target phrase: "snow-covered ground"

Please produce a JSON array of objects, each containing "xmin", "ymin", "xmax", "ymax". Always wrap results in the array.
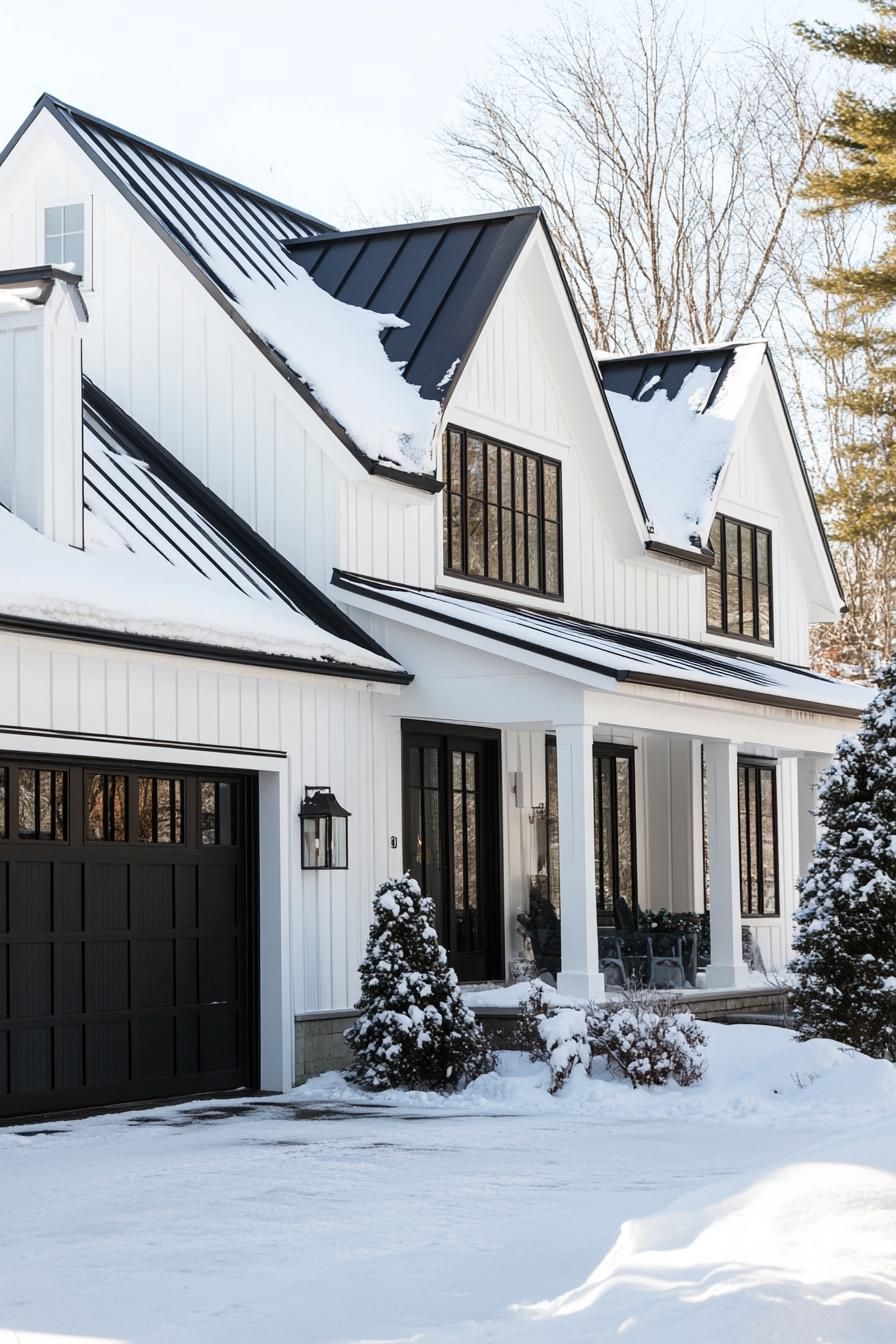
[{"xmin": 1, "ymin": 1024, "xmax": 894, "ymax": 1344}]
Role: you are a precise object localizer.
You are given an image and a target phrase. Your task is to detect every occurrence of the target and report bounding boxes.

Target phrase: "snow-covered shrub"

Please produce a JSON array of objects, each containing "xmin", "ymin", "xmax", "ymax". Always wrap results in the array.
[
  {"xmin": 515, "ymin": 980, "xmax": 552, "ymax": 1062},
  {"xmin": 517, "ymin": 983, "xmax": 704, "ymax": 1093},
  {"xmin": 345, "ymin": 874, "xmax": 495, "ymax": 1092},
  {"xmin": 790, "ymin": 662, "xmax": 896, "ymax": 1058},
  {"xmin": 587, "ymin": 991, "xmax": 706, "ymax": 1088},
  {"xmin": 540, "ymin": 1006, "xmax": 592, "ymax": 1094}
]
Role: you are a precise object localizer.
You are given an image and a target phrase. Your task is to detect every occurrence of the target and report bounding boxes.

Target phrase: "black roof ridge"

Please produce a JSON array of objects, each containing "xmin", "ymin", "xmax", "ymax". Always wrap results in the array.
[
  {"xmin": 82, "ymin": 380, "xmax": 404, "ymax": 672},
  {"xmin": 284, "ymin": 206, "xmax": 542, "ymax": 248},
  {"xmin": 40, "ymin": 93, "xmax": 335, "ymax": 235},
  {"xmin": 598, "ymin": 339, "xmax": 766, "ymax": 366}
]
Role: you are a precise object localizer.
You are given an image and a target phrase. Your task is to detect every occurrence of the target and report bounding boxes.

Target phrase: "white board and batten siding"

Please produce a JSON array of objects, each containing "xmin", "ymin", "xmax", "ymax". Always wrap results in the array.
[{"xmin": 0, "ymin": 629, "xmax": 400, "ymax": 1016}]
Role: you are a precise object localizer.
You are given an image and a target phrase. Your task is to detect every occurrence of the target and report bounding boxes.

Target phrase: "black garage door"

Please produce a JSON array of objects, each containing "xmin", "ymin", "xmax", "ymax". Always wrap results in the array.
[{"xmin": 0, "ymin": 757, "xmax": 257, "ymax": 1120}]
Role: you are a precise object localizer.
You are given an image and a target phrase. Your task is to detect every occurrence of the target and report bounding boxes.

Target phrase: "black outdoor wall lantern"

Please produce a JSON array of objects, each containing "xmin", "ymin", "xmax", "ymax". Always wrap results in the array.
[{"xmin": 300, "ymin": 787, "xmax": 350, "ymax": 869}]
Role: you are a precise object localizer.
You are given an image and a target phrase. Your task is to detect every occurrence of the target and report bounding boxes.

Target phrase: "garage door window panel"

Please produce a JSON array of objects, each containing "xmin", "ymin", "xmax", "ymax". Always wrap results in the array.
[
  {"xmin": 17, "ymin": 769, "xmax": 66, "ymax": 841},
  {"xmin": 86, "ymin": 774, "xmax": 128, "ymax": 842},
  {"xmin": 138, "ymin": 777, "xmax": 184, "ymax": 844},
  {"xmin": 200, "ymin": 780, "xmax": 237, "ymax": 846}
]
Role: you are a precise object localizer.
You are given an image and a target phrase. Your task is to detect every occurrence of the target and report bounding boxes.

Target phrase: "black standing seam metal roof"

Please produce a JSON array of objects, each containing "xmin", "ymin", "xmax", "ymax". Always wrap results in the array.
[
  {"xmin": 0, "ymin": 95, "xmax": 442, "ymax": 492},
  {"xmin": 598, "ymin": 346, "xmax": 738, "ymax": 411},
  {"xmin": 81, "ymin": 380, "xmax": 403, "ymax": 672},
  {"xmin": 284, "ymin": 209, "xmax": 541, "ymax": 403}
]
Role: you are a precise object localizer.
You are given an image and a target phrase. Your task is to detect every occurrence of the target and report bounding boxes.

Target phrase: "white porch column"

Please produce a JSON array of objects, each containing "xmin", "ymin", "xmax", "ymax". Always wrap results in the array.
[
  {"xmin": 797, "ymin": 753, "xmax": 830, "ymax": 879},
  {"xmin": 554, "ymin": 723, "xmax": 605, "ymax": 1000},
  {"xmin": 703, "ymin": 740, "xmax": 751, "ymax": 989}
]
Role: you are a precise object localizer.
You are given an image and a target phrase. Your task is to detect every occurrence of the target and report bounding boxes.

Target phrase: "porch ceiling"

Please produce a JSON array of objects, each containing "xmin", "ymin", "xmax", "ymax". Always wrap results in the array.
[{"xmin": 333, "ymin": 572, "xmax": 870, "ymax": 720}]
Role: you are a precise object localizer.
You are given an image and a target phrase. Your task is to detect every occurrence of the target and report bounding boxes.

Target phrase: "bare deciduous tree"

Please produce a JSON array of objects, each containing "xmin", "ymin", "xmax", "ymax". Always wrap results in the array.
[{"xmin": 440, "ymin": 0, "xmax": 822, "ymax": 354}]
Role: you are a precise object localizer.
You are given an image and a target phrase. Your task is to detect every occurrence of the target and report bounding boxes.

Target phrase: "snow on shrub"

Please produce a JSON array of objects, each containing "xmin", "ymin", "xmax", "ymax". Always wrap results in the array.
[
  {"xmin": 540, "ymin": 1007, "xmax": 592, "ymax": 1094},
  {"xmin": 587, "ymin": 991, "xmax": 706, "ymax": 1088},
  {"xmin": 345, "ymin": 873, "xmax": 495, "ymax": 1092},
  {"xmin": 517, "ymin": 983, "xmax": 706, "ymax": 1092}
]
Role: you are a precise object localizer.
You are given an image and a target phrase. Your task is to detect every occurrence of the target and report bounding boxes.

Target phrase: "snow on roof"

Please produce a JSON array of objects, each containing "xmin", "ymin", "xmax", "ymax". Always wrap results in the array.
[
  {"xmin": 45, "ymin": 98, "xmax": 439, "ymax": 474},
  {"xmin": 201, "ymin": 233, "xmax": 440, "ymax": 472},
  {"xmin": 334, "ymin": 573, "xmax": 871, "ymax": 716},
  {"xmin": 0, "ymin": 506, "xmax": 399, "ymax": 671},
  {"xmin": 600, "ymin": 343, "xmax": 766, "ymax": 552},
  {"xmin": 0, "ymin": 283, "xmax": 44, "ymax": 312}
]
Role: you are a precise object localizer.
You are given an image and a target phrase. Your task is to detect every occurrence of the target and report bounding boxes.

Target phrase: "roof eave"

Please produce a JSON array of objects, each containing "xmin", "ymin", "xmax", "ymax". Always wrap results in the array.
[
  {"xmin": 333, "ymin": 570, "xmax": 864, "ymax": 719},
  {"xmin": 0, "ymin": 611, "xmax": 412, "ymax": 684}
]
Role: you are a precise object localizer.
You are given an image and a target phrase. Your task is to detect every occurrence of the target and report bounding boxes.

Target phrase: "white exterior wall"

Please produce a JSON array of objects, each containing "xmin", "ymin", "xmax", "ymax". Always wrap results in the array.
[{"xmin": 0, "ymin": 629, "xmax": 399, "ymax": 1023}]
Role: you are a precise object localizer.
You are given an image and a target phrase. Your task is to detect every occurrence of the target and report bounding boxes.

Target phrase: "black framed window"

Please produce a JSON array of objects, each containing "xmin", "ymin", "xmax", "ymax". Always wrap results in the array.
[
  {"xmin": 706, "ymin": 514, "xmax": 772, "ymax": 642},
  {"xmin": 18, "ymin": 768, "xmax": 67, "ymax": 841},
  {"xmin": 544, "ymin": 738, "xmax": 638, "ymax": 923},
  {"xmin": 0, "ymin": 766, "xmax": 6, "ymax": 839},
  {"xmin": 443, "ymin": 427, "xmax": 562, "ymax": 597},
  {"xmin": 738, "ymin": 758, "xmax": 779, "ymax": 917}
]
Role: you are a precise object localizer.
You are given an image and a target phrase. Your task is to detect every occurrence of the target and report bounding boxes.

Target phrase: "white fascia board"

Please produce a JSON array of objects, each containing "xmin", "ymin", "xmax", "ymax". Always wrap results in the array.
[
  {"xmin": 758, "ymin": 361, "xmax": 842, "ymax": 618},
  {"xmin": 584, "ymin": 683, "xmax": 853, "ymax": 755},
  {"xmin": 444, "ymin": 223, "xmax": 648, "ymax": 558}
]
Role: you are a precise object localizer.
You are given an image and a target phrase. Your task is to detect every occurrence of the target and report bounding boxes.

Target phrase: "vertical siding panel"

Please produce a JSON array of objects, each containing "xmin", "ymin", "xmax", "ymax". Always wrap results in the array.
[
  {"xmin": 50, "ymin": 650, "xmax": 79, "ymax": 730},
  {"xmin": 18, "ymin": 645, "xmax": 51, "ymax": 729},
  {"xmin": 152, "ymin": 664, "xmax": 177, "ymax": 740},
  {"xmin": 126, "ymin": 661, "xmax": 154, "ymax": 738},
  {"xmin": 175, "ymin": 666, "xmax": 200, "ymax": 743}
]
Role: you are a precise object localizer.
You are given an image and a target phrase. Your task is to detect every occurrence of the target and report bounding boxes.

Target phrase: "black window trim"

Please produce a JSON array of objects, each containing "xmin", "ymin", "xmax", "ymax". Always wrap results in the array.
[
  {"xmin": 737, "ymin": 754, "xmax": 780, "ymax": 920},
  {"xmin": 442, "ymin": 424, "xmax": 564, "ymax": 601},
  {"xmin": 706, "ymin": 512, "xmax": 774, "ymax": 646}
]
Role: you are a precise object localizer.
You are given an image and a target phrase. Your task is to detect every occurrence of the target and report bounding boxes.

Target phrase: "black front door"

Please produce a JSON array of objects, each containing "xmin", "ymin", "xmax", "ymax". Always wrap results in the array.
[
  {"xmin": 402, "ymin": 726, "xmax": 502, "ymax": 983},
  {"xmin": 0, "ymin": 756, "xmax": 256, "ymax": 1120}
]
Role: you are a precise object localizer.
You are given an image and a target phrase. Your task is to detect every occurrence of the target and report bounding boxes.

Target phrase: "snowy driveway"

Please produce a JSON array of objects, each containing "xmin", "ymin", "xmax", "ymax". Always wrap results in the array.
[{"xmin": 1, "ymin": 1025, "xmax": 894, "ymax": 1343}]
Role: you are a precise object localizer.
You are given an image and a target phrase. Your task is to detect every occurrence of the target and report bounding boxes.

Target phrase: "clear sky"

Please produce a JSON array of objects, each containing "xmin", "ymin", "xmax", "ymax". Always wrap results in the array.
[{"xmin": 0, "ymin": 0, "xmax": 870, "ymax": 227}]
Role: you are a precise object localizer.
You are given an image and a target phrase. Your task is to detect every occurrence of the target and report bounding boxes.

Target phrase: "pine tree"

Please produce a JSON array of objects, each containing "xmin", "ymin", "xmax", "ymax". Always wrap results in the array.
[
  {"xmin": 345, "ymin": 874, "xmax": 495, "ymax": 1092},
  {"xmin": 796, "ymin": 3, "xmax": 896, "ymax": 669},
  {"xmin": 790, "ymin": 661, "xmax": 896, "ymax": 1056}
]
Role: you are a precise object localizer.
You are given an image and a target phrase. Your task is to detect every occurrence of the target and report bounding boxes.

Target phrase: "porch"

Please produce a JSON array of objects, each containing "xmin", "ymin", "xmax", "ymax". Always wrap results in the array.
[{"xmin": 336, "ymin": 572, "xmax": 868, "ymax": 998}]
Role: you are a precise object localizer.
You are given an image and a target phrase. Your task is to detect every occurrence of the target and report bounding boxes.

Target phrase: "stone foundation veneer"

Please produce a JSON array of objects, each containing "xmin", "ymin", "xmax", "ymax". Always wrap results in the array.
[
  {"xmin": 294, "ymin": 987, "xmax": 789, "ymax": 1083},
  {"xmin": 295, "ymin": 1011, "xmax": 359, "ymax": 1082}
]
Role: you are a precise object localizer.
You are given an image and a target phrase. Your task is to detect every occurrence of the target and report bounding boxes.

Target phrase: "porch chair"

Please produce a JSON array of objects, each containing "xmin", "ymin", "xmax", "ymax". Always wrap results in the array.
[
  {"xmin": 598, "ymin": 933, "xmax": 629, "ymax": 989},
  {"xmin": 645, "ymin": 932, "xmax": 687, "ymax": 990}
]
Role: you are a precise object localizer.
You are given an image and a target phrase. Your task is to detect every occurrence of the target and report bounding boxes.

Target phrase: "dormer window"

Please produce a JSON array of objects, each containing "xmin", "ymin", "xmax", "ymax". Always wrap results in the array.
[
  {"xmin": 706, "ymin": 514, "xmax": 772, "ymax": 643},
  {"xmin": 443, "ymin": 427, "xmax": 562, "ymax": 598},
  {"xmin": 44, "ymin": 203, "xmax": 86, "ymax": 279}
]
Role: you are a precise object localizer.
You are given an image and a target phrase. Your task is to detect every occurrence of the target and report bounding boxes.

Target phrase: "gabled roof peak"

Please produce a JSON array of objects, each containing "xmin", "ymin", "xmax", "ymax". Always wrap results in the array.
[{"xmin": 36, "ymin": 92, "xmax": 334, "ymax": 235}]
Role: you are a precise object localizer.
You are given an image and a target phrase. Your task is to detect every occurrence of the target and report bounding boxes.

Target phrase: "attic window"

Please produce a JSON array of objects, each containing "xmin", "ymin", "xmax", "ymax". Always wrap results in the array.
[
  {"xmin": 706, "ymin": 514, "xmax": 772, "ymax": 643},
  {"xmin": 44, "ymin": 203, "xmax": 85, "ymax": 278}
]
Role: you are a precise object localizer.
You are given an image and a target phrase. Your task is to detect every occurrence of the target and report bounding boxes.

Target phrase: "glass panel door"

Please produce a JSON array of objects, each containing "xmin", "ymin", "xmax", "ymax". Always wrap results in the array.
[{"xmin": 402, "ymin": 730, "xmax": 501, "ymax": 982}]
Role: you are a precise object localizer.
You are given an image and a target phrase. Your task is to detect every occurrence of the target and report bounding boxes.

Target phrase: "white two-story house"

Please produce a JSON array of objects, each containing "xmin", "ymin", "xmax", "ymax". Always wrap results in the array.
[{"xmin": 0, "ymin": 94, "xmax": 868, "ymax": 1120}]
